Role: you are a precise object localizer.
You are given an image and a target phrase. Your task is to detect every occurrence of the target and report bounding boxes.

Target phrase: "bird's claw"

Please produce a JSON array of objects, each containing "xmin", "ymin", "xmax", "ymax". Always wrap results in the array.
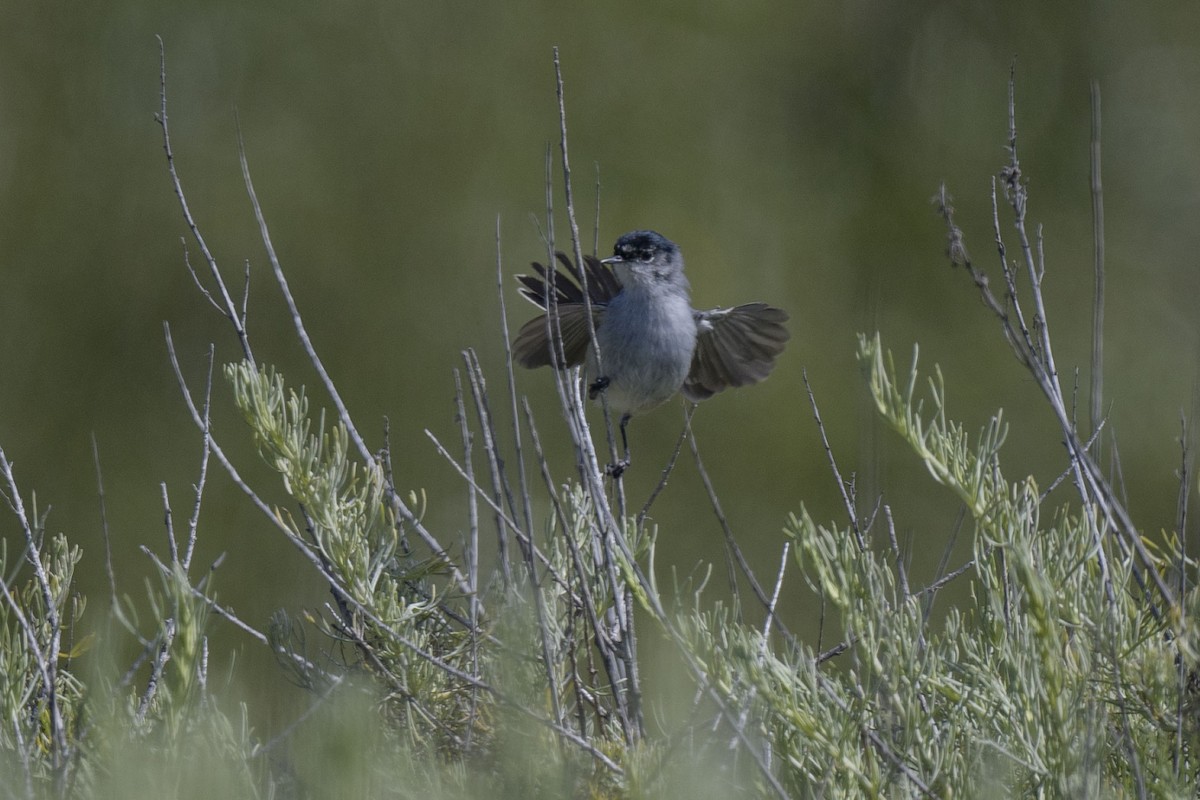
[
  {"xmin": 588, "ymin": 376, "xmax": 610, "ymax": 401},
  {"xmin": 605, "ymin": 459, "xmax": 630, "ymax": 479}
]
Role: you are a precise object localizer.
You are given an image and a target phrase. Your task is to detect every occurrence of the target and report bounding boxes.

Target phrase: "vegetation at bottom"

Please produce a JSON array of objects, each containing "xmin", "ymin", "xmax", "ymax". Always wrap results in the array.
[{"xmin": 1, "ymin": 61, "xmax": 1198, "ymax": 798}]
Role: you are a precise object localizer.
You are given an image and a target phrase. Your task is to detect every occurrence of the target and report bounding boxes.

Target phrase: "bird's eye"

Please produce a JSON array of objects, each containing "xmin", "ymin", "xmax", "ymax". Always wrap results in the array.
[{"xmin": 638, "ymin": 249, "xmax": 653, "ymax": 262}]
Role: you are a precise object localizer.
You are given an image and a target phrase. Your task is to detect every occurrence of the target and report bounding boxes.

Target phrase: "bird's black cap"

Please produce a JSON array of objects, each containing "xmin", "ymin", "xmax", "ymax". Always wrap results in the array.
[{"xmin": 608, "ymin": 230, "xmax": 678, "ymax": 263}]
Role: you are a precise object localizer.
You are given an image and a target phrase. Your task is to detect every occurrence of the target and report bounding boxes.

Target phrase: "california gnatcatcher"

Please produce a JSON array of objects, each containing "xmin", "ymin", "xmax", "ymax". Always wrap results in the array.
[{"xmin": 513, "ymin": 230, "xmax": 789, "ymax": 475}]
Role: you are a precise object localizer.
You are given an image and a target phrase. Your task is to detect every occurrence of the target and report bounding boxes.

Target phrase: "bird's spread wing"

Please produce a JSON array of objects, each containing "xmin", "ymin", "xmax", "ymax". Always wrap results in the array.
[
  {"xmin": 512, "ymin": 252, "xmax": 619, "ymax": 369},
  {"xmin": 512, "ymin": 304, "xmax": 603, "ymax": 368},
  {"xmin": 682, "ymin": 303, "xmax": 790, "ymax": 402},
  {"xmin": 516, "ymin": 251, "xmax": 621, "ymax": 309}
]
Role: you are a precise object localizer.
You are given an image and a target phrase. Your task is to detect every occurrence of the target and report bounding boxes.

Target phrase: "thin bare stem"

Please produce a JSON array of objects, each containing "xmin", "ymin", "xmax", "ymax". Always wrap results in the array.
[
  {"xmin": 232, "ymin": 126, "xmax": 468, "ymax": 598},
  {"xmin": 938, "ymin": 170, "xmax": 1174, "ymax": 610},
  {"xmin": 166, "ymin": 323, "xmax": 622, "ymax": 772},
  {"xmin": 1177, "ymin": 413, "xmax": 1192, "ymax": 609},
  {"xmin": 1089, "ymin": 79, "xmax": 1106, "ymax": 447},
  {"xmin": 494, "ymin": 218, "xmax": 520, "ymax": 585},
  {"xmin": 522, "ymin": 398, "xmax": 634, "ymax": 740},
  {"xmin": 463, "ymin": 351, "xmax": 564, "ymax": 730},
  {"xmin": 91, "ymin": 434, "xmax": 118, "ymax": 608},
  {"xmin": 451, "ymin": 369, "xmax": 482, "ymax": 750},
  {"xmin": 804, "ymin": 368, "xmax": 865, "ymax": 549},
  {"xmin": 155, "ymin": 37, "xmax": 253, "ymax": 364},
  {"xmin": 549, "ymin": 48, "xmax": 642, "ymax": 734},
  {"xmin": 452, "ymin": 369, "xmax": 480, "ymax": 616},
  {"xmin": 686, "ymin": 420, "xmax": 795, "ymax": 646},
  {"xmin": 884, "ymin": 505, "xmax": 910, "ymax": 600},
  {"xmin": 637, "ymin": 404, "xmax": 694, "ymax": 528},
  {"xmin": 161, "ymin": 482, "xmax": 177, "ymax": 564},
  {"xmin": 1176, "ymin": 413, "xmax": 1193, "ymax": 774},
  {"xmin": 424, "ymin": 429, "xmax": 570, "ymax": 593},
  {"xmin": 184, "ymin": 346, "xmax": 215, "ymax": 570},
  {"xmin": 135, "ymin": 618, "xmax": 175, "ymax": 725},
  {"xmin": 0, "ymin": 447, "xmax": 67, "ymax": 766},
  {"xmin": 764, "ymin": 542, "xmax": 789, "ymax": 648},
  {"xmin": 552, "ymin": 48, "xmax": 620, "ymax": 487}
]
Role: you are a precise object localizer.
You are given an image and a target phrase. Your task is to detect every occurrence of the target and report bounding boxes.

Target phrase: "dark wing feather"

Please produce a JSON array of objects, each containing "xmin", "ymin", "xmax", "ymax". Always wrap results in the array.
[
  {"xmin": 584, "ymin": 254, "xmax": 622, "ymax": 301},
  {"xmin": 513, "ymin": 252, "xmax": 620, "ymax": 370},
  {"xmin": 682, "ymin": 303, "xmax": 790, "ymax": 402},
  {"xmin": 516, "ymin": 252, "xmax": 621, "ymax": 310},
  {"xmin": 512, "ymin": 305, "xmax": 605, "ymax": 369}
]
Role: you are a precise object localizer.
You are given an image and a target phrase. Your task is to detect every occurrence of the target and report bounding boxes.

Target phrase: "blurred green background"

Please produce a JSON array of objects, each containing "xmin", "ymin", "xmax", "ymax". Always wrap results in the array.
[{"xmin": 3, "ymin": 3, "xmax": 1200, "ymax": 731}]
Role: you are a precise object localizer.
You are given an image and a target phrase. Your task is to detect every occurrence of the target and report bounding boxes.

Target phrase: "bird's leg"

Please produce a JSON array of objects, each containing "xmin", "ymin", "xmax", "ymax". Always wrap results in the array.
[
  {"xmin": 606, "ymin": 413, "xmax": 632, "ymax": 478},
  {"xmin": 588, "ymin": 375, "xmax": 610, "ymax": 400},
  {"xmin": 588, "ymin": 377, "xmax": 629, "ymax": 477},
  {"xmin": 619, "ymin": 413, "xmax": 631, "ymax": 470}
]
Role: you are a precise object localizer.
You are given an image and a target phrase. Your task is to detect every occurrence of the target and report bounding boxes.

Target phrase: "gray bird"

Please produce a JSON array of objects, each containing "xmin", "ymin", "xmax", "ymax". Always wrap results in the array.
[{"xmin": 513, "ymin": 230, "xmax": 789, "ymax": 475}]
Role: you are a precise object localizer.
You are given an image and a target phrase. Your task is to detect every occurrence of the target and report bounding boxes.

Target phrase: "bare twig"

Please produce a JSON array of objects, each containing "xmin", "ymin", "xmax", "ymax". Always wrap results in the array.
[
  {"xmin": 804, "ymin": 368, "xmax": 865, "ymax": 549},
  {"xmin": 451, "ymin": 369, "xmax": 483, "ymax": 750},
  {"xmin": 155, "ymin": 37, "xmax": 253, "ymax": 364},
  {"xmin": 493, "ymin": 218, "xmax": 520, "ymax": 585},
  {"xmin": 424, "ymin": 429, "xmax": 570, "ymax": 592},
  {"xmin": 552, "ymin": 47, "xmax": 620, "ymax": 488},
  {"xmin": 183, "ymin": 345, "xmax": 215, "ymax": 570},
  {"xmin": 91, "ymin": 434, "xmax": 118, "ymax": 608},
  {"xmin": 686, "ymin": 419, "xmax": 795, "ymax": 646},
  {"xmin": 938, "ymin": 157, "xmax": 1173, "ymax": 610},
  {"xmin": 461, "ymin": 352, "xmax": 565, "ymax": 732},
  {"xmin": 764, "ymin": 543, "xmax": 789, "ymax": 650},
  {"xmin": 161, "ymin": 482, "xmax": 176, "ymax": 563},
  {"xmin": 549, "ymin": 47, "xmax": 642, "ymax": 735},
  {"xmin": 462, "ymin": 349, "xmax": 521, "ymax": 582},
  {"xmin": 730, "ymin": 542, "xmax": 790, "ymax": 762},
  {"xmin": 135, "ymin": 618, "xmax": 175, "ymax": 724},
  {"xmin": 1176, "ymin": 413, "xmax": 1192, "ymax": 617},
  {"xmin": 637, "ymin": 404, "xmax": 694, "ymax": 528},
  {"xmin": 452, "ymin": 369, "xmax": 479, "ymax": 617},
  {"xmin": 522, "ymin": 398, "xmax": 634, "ymax": 740},
  {"xmin": 884, "ymin": 505, "xmax": 910, "ymax": 600},
  {"xmin": 0, "ymin": 447, "xmax": 67, "ymax": 768},
  {"xmin": 1089, "ymin": 80, "xmax": 1106, "ymax": 446},
  {"xmin": 1175, "ymin": 414, "xmax": 1192, "ymax": 776},
  {"xmin": 167, "ymin": 322, "xmax": 625, "ymax": 771},
  {"xmin": 228, "ymin": 122, "xmax": 470, "ymax": 597}
]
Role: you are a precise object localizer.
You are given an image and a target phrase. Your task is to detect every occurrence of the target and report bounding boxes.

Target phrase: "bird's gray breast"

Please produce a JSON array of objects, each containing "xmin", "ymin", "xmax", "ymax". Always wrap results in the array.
[{"xmin": 593, "ymin": 287, "xmax": 697, "ymax": 416}]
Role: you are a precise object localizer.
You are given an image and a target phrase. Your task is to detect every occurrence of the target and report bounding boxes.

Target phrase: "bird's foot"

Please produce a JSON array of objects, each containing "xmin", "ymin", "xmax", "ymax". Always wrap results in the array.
[
  {"xmin": 588, "ymin": 376, "xmax": 610, "ymax": 400},
  {"xmin": 605, "ymin": 458, "xmax": 630, "ymax": 479}
]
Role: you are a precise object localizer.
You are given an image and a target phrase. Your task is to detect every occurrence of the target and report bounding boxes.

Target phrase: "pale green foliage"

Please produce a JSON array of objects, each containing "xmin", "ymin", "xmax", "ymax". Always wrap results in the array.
[
  {"xmin": 226, "ymin": 361, "xmax": 481, "ymax": 752},
  {"xmin": 5, "ymin": 337, "xmax": 1199, "ymax": 798},
  {"xmin": 226, "ymin": 362, "xmax": 403, "ymax": 602},
  {"xmin": 861, "ymin": 335, "xmax": 1009, "ymax": 525},
  {"xmin": 86, "ymin": 698, "xmax": 262, "ymax": 800},
  {"xmin": 492, "ymin": 480, "xmax": 650, "ymax": 741},
  {"xmin": 125, "ymin": 559, "xmax": 212, "ymax": 739},
  {"xmin": 680, "ymin": 333, "xmax": 1198, "ymax": 797},
  {"xmin": 0, "ymin": 530, "xmax": 85, "ymax": 784}
]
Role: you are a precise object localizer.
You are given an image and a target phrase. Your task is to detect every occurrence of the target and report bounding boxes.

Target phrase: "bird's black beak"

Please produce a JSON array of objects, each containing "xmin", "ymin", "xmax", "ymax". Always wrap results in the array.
[{"xmin": 600, "ymin": 255, "xmax": 623, "ymax": 265}]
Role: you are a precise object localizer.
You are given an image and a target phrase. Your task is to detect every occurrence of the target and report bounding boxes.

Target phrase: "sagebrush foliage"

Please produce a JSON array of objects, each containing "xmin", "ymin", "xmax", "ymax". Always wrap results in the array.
[
  {"xmin": 680, "ymin": 334, "xmax": 1198, "ymax": 797},
  {"xmin": 2, "ymin": 334, "xmax": 1197, "ymax": 799},
  {"xmin": 1, "ymin": 54, "xmax": 1195, "ymax": 799}
]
